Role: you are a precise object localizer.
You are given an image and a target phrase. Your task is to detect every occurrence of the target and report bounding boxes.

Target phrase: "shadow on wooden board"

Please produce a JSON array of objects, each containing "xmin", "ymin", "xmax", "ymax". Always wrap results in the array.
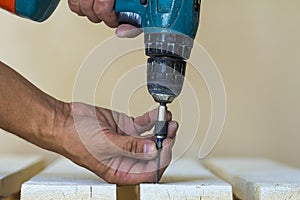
[
  {"xmin": 3, "ymin": 192, "xmax": 20, "ymax": 200},
  {"xmin": 117, "ymin": 185, "xmax": 139, "ymax": 200},
  {"xmin": 0, "ymin": 155, "xmax": 46, "ymax": 199}
]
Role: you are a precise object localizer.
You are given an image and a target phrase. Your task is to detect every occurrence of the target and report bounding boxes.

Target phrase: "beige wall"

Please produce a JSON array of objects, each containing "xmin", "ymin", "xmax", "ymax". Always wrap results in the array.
[{"xmin": 0, "ymin": 0, "xmax": 299, "ymax": 168}]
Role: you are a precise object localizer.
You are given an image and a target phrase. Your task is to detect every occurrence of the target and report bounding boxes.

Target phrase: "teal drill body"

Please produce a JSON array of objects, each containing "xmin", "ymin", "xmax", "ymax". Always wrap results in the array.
[
  {"xmin": 115, "ymin": 0, "xmax": 200, "ymax": 38},
  {"xmin": 0, "ymin": 0, "xmax": 60, "ymax": 22},
  {"xmin": 16, "ymin": 0, "xmax": 60, "ymax": 22}
]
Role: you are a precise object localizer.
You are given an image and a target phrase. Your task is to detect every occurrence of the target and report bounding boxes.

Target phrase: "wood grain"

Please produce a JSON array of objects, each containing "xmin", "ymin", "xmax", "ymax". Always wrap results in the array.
[
  {"xmin": 21, "ymin": 157, "xmax": 116, "ymax": 200},
  {"xmin": 140, "ymin": 158, "xmax": 233, "ymax": 200},
  {"xmin": 204, "ymin": 157, "xmax": 300, "ymax": 200}
]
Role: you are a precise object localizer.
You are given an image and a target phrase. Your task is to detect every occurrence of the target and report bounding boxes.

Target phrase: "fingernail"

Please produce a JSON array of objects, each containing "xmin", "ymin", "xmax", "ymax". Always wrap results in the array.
[
  {"xmin": 143, "ymin": 141, "xmax": 156, "ymax": 154},
  {"xmin": 115, "ymin": 26, "xmax": 143, "ymax": 38},
  {"xmin": 144, "ymin": 141, "xmax": 156, "ymax": 158},
  {"xmin": 169, "ymin": 121, "xmax": 178, "ymax": 130},
  {"xmin": 115, "ymin": 30, "xmax": 125, "ymax": 38}
]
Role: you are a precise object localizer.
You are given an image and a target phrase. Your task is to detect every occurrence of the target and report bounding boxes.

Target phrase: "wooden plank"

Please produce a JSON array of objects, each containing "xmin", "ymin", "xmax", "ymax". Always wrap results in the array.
[
  {"xmin": 0, "ymin": 154, "xmax": 45, "ymax": 198},
  {"xmin": 21, "ymin": 157, "xmax": 116, "ymax": 200},
  {"xmin": 140, "ymin": 158, "xmax": 232, "ymax": 200},
  {"xmin": 204, "ymin": 157, "xmax": 300, "ymax": 200}
]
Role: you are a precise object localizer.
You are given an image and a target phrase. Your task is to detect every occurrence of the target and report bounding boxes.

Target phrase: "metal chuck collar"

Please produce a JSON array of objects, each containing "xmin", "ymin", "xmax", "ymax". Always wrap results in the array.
[{"xmin": 147, "ymin": 57, "xmax": 186, "ymax": 104}]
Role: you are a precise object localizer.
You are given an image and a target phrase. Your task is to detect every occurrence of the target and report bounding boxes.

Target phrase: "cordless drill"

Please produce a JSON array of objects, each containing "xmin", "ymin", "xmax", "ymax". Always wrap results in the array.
[
  {"xmin": 0, "ymin": 0, "xmax": 59, "ymax": 22},
  {"xmin": 115, "ymin": 0, "xmax": 201, "ymax": 182}
]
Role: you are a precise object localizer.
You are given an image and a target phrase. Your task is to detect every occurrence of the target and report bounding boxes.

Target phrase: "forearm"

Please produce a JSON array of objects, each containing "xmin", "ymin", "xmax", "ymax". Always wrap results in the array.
[{"xmin": 0, "ymin": 61, "xmax": 65, "ymax": 153}]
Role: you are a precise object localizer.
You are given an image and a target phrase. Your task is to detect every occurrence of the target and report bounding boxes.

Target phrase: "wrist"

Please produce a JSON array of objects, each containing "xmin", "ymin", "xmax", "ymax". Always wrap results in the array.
[{"xmin": 38, "ymin": 99, "xmax": 71, "ymax": 154}]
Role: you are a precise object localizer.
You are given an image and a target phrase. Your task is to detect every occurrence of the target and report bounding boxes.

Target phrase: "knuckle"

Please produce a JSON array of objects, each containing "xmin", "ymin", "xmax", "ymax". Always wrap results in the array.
[
  {"xmin": 68, "ymin": 0, "xmax": 77, "ymax": 6},
  {"xmin": 88, "ymin": 16, "xmax": 101, "ymax": 23},
  {"xmin": 93, "ymin": 3, "xmax": 105, "ymax": 16},
  {"xmin": 68, "ymin": 3, "xmax": 79, "ymax": 13},
  {"xmin": 124, "ymin": 138, "xmax": 139, "ymax": 154},
  {"xmin": 69, "ymin": 6, "xmax": 78, "ymax": 13},
  {"xmin": 93, "ymin": 0, "xmax": 112, "ymax": 16},
  {"xmin": 123, "ymin": 139, "xmax": 131, "ymax": 152},
  {"xmin": 79, "ymin": 0, "xmax": 92, "ymax": 10},
  {"xmin": 132, "ymin": 139, "xmax": 139, "ymax": 154}
]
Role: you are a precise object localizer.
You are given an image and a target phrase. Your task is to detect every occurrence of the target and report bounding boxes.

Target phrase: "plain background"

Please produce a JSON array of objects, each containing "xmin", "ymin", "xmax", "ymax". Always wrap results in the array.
[{"xmin": 0, "ymin": 0, "xmax": 299, "ymax": 168}]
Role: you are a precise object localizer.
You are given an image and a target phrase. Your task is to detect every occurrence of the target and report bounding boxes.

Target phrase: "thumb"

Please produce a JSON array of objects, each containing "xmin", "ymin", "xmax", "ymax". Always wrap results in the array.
[
  {"xmin": 115, "ymin": 24, "xmax": 143, "ymax": 38},
  {"xmin": 110, "ymin": 134, "xmax": 157, "ymax": 160}
]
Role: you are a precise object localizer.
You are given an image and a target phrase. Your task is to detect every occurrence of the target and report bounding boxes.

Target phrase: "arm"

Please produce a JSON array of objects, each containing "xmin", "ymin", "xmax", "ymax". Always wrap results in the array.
[
  {"xmin": 0, "ymin": 61, "xmax": 178, "ymax": 184},
  {"xmin": 0, "ymin": 61, "xmax": 62, "ymax": 152}
]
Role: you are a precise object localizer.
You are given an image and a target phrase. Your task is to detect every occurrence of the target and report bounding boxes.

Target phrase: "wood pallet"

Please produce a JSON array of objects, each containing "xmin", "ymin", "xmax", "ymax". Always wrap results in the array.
[
  {"xmin": 1, "ymin": 155, "xmax": 300, "ymax": 200},
  {"xmin": 21, "ymin": 158, "xmax": 116, "ymax": 200}
]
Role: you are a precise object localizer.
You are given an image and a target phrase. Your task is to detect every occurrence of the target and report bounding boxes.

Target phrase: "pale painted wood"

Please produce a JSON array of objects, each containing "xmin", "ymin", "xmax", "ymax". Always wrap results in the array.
[
  {"xmin": 140, "ymin": 158, "xmax": 233, "ymax": 200},
  {"xmin": 0, "ymin": 154, "xmax": 44, "ymax": 198},
  {"xmin": 21, "ymin": 157, "xmax": 116, "ymax": 200},
  {"xmin": 204, "ymin": 157, "xmax": 300, "ymax": 200}
]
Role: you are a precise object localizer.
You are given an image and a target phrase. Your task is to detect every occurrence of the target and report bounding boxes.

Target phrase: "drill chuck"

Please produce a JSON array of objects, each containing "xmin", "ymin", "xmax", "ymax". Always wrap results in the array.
[
  {"xmin": 147, "ymin": 56, "xmax": 186, "ymax": 104},
  {"xmin": 145, "ymin": 32, "xmax": 193, "ymax": 104},
  {"xmin": 145, "ymin": 32, "xmax": 195, "ymax": 60}
]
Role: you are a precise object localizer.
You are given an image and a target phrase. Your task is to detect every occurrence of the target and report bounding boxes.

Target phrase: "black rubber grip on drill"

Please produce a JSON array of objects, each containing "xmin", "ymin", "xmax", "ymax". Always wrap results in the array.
[
  {"xmin": 155, "ymin": 121, "xmax": 168, "ymax": 138},
  {"xmin": 118, "ymin": 12, "xmax": 142, "ymax": 28}
]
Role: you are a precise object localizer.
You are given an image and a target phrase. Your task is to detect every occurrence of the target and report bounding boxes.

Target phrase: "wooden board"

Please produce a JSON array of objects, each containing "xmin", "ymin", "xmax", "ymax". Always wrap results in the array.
[
  {"xmin": 0, "ymin": 154, "xmax": 45, "ymax": 198},
  {"xmin": 204, "ymin": 157, "xmax": 300, "ymax": 200},
  {"xmin": 21, "ymin": 157, "xmax": 116, "ymax": 200},
  {"xmin": 140, "ymin": 158, "xmax": 233, "ymax": 200}
]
